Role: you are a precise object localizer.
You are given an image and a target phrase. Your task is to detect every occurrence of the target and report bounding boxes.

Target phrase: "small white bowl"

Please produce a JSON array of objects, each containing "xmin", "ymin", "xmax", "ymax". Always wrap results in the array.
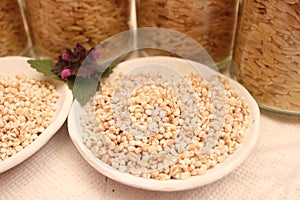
[
  {"xmin": 0, "ymin": 56, "xmax": 73, "ymax": 173},
  {"xmin": 68, "ymin": 56, "xmax": 260, "ymax": 191}
]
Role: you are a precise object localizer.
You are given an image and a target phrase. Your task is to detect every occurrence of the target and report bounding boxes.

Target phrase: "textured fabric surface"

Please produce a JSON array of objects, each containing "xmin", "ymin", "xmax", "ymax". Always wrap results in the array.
[{"xmin": 0, "ymin": 111, "xmax": 299, "ymax": 200}]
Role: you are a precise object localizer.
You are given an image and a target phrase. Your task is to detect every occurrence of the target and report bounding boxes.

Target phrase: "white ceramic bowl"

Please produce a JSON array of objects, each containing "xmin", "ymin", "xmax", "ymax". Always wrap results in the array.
[
  {"xmin": 0, "ymin": 56, "xmax": 73, "ymax": 173},
  {"xmin": 68, "ymin": 56, "xmax": 260, "ymax": 191}
]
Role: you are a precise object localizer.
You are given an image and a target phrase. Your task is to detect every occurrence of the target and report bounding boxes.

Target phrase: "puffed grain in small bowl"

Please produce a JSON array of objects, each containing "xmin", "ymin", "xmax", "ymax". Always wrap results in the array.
[
  {"xmin": 68, "ymin": 56, "xmax": 260, "ymax": 191},
  {"xmin": 0, "ymin": 56, "xmax": 73, "ymax": 173}
]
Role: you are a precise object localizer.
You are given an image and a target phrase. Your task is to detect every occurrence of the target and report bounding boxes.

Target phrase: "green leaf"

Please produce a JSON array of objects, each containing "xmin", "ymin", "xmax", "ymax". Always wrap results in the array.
[
  {"xmin": 27, "ymin": 60, "xmax": 60, "ymax": 80},
  {"xmin": 72, "ymin": 77, "xmax": 99, "ymax": 106},
  {"xmin": 101, "ymin": 62, "xmax": 116, "ymax": 78},
  {"xmin": 66, "ymin": 77, "xmax": 75, "ymax": 91},
  {"xmin": 101, "ymin": 53, "xmax": 129, "ymax": 78}
]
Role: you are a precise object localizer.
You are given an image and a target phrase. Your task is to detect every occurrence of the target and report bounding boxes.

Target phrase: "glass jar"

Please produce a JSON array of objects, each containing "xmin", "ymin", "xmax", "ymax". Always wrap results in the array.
[
  {"xmin": 24, "ymin": 0, "xmax": 130, "ymax": 60},
  {"xmin": 231, "ymin": 0, "xmax": 300, "ymax": 114},
  {"xmin": 0, "ymin": 0, "xmax": 29, "ymax": 57},
  {"xmin": 137, "ymin": 0, "xmax": 239, "ymax": 69}
]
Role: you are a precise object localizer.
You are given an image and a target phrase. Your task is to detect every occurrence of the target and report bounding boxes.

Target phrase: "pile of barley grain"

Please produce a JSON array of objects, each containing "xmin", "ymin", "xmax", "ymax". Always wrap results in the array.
[
  {"xmin": 0, "ymin": 75, "xmax": 59, "ymax": 161},
  {"xmin": 25, "ymin": 0, "xmax": 129, "ymax": 59},
  {"xmin": 0, "ymin": 0, "xmax": 28, "ymax": 56},
  {"xmin": 137, "ymin": 0, "xmax": 237, "ymax": 63},
  {"xmin": 81, "ymin": 72, "xmax": 249, "ymax": 180},
  {"xmin": 233, "ymin": 0, "xmax": 300, "ymax": 111}
]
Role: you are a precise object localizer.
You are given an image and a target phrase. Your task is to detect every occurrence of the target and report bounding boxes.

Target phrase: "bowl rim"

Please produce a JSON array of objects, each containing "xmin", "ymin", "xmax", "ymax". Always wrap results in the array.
[
  {"xmin": 0, "ymin": 56, "xmax": 73, "ymax": 173},
  {"xmin": 68, "ymin": 56, "xmax": 260, "ymax": 191}
]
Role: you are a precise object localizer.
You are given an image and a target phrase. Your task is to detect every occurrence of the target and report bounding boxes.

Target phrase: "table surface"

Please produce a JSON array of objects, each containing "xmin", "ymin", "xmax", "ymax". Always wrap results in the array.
[{"xmin": 0, "ymin": 69, "xmax": 299, "ymax": 200}]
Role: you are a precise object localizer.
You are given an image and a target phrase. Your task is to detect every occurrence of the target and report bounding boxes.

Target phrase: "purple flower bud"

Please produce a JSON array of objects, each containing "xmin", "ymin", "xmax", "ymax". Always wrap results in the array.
[
  {"xmin": 62, "ymin": 53, "xmax": 70, "ymax": 61},
  {"xmin": 93, "ymin": 50, "xmax": 101, "ymax": 59},
  {"xmin": 61, "ymin": 69, "xmax": 71, "ymax": 80}
]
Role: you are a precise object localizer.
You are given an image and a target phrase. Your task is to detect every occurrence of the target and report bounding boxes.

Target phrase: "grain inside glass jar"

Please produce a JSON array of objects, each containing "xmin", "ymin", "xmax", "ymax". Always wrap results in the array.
[
  {"xmin": 24, "ymin": 0, "xmax": 130, "ymax": 59},
  {"xmin": 137, "ymin": 0, "xmax": 238, "ymax": 68},
  {"xmin": 0, "ymin": 0, "xmax": 28, "ymax": 56},
  {"xmin": 232, "ymin": 0, "xmax": 300, "ymax": 113}
]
